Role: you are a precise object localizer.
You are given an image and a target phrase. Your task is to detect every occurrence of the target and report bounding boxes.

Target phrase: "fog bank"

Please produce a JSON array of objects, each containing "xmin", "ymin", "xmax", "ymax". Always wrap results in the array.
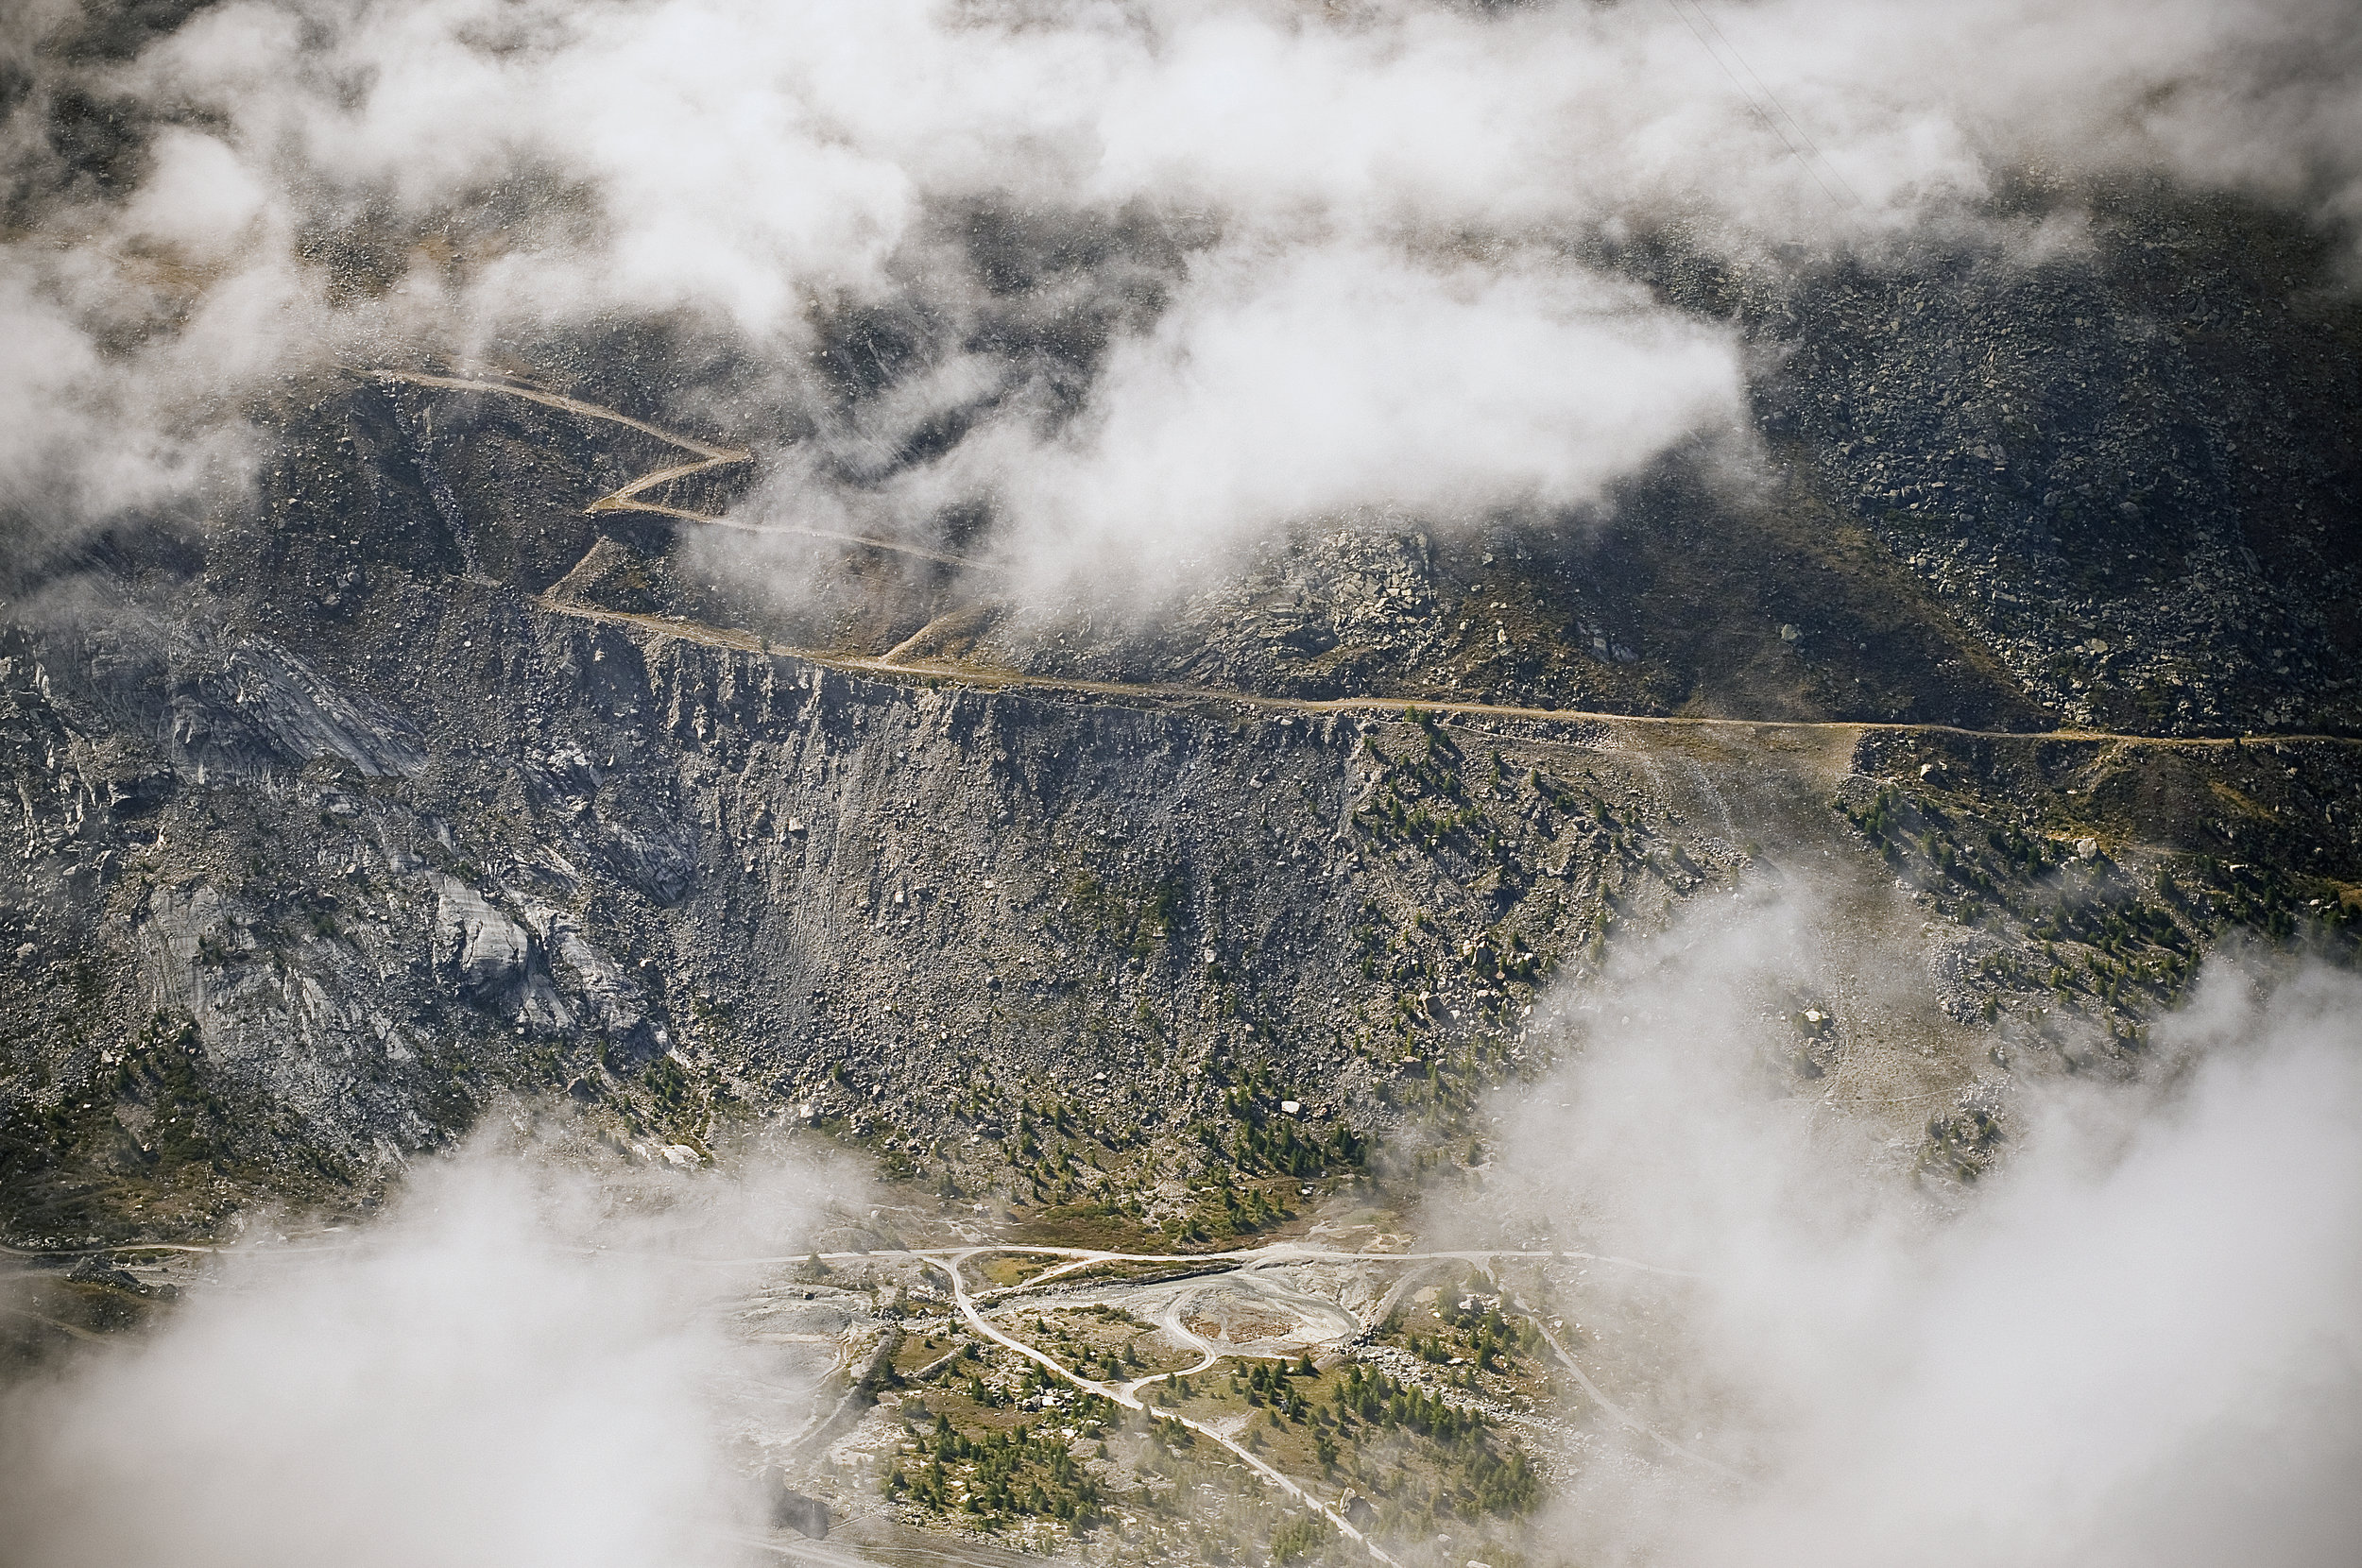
[
  {"xmin": 1478, "ymin": 890, "xmax": 2362, "ymax": 1566},
  {"xmin": 8, "ymin": 0, "xmax": 2362, "ymax": 589},
  {"xmin": 0, "ymin": 1135, "xmax": 859, "ymax": 1568}
]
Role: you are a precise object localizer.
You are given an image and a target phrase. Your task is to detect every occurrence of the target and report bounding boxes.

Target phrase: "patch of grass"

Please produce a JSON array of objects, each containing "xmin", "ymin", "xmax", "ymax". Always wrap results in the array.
[{"xmin": 970, "ymin": 1252, "xmax": 1066, "ymax": 1291}]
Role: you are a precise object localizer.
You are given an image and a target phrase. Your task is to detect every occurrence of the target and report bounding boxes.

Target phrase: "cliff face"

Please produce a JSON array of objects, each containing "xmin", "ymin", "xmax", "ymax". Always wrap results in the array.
[
  {"xmin": 0, "ymin": 557, "xmax": 1723, "ymax": 1235},
  {"xmin": 9, "ymin": 554, "xmax": 2357, "ymax": 1244},
  {"xmin": 5, "ymin": 199, "xmax": 2360, "ymax": 1244}
]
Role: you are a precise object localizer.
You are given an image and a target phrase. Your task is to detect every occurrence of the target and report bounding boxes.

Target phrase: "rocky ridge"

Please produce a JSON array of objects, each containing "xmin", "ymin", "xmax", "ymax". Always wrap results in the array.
[{"xmin": 5, "ymin": 191, "xmax": 2361, "ymax": 1247}]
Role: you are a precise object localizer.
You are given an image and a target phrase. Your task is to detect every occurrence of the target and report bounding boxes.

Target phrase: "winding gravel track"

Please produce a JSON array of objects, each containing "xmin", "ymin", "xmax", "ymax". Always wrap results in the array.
[
  {"xmin": 923, "ymin": 1248, "xmax": 1408, "ymax": 1568},
  {"xmin": 368, "ymin": 368, "xmax": 987, "ymax": 571},
  {"xmin": 26, "ymin": 1226, "xmax": 1712, "ymax": 1561},
  {"xmin": 879, "ymin": 1239, "xmax": 1701, "ymax": 1565},
  {"xmin": 381, "ymin": 366, "xmax": 2355, "ymax": 753},
  {"xmin": 535, "ymin": 596, "xmax": 2355, "ymax": 754}
]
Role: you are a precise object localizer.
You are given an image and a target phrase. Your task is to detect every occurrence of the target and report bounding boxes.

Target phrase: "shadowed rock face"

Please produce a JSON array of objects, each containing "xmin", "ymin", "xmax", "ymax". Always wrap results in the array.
[
  {"xmin": 2, "ymin": 198, "xmax": 2358, "ymax": 1242},
  {"xmin": 765, "ymin": 1474, "xmax": 831, "ymax": 1540},
  {"xmin": 1753, "ymin": 193, "xmax": 2362, "ymax": 736}
]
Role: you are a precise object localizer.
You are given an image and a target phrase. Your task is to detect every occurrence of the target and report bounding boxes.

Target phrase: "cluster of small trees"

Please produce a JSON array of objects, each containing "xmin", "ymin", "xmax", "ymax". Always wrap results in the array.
[
  {"xmin": 1229, "ymin": 1116, "xmax": 1363, "ymax": 1180},
  {"xmin": 1331, "ymin": 1364, "xmax": 1484, "ymax": 1444},
  {"xmin": 1413, "ymin": 1288, "xmax": 1541, "ymax": 1372},
  {"xmin": 888, "ymin": 1410, "xmax": 1108, "ymax": 1529}
]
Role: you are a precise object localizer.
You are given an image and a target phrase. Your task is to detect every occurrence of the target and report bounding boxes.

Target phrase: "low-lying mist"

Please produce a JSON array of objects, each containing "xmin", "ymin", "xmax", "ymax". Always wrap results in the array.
[
  {"xmin": 9, "ymin": 0, "xmax": 2362, "ymax": 602},
  {"xmin": 0, "ymin": 1131, "xmax": 864, "ymax": 1568},
  {"xmin": 1469, "ymin": 885, "xmax": 2362, "ymax": 1566},
  {"xmin": 1, "ymin": 896, "xmax": 2353, "ymax": 1566}
]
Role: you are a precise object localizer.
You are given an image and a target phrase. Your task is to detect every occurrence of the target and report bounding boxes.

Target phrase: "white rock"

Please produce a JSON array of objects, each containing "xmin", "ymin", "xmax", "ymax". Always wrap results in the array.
[{"xmin": 433, "ymin": 877, "xmax": 527, "ymax": 994}]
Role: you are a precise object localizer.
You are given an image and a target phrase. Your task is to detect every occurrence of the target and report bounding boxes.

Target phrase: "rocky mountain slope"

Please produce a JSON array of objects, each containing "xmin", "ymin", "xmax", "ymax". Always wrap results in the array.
[{"xmin": 4, "ymin": 188, "xmax": 2359, "ymax": 1253}]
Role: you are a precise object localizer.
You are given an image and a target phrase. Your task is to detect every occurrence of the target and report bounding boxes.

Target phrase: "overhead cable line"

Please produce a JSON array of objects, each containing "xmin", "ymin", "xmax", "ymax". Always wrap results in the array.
[{"xmin": 1657, "ymin": 0, "xmax": 1862, "ymax": 211}]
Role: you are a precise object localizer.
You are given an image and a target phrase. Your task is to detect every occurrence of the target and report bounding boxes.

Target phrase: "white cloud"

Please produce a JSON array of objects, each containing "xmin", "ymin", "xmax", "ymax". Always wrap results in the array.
[
  {"xmin": 119, "ymin": 131, "xmax": 271, "ymax": 262},
  {"xmin": 932, "ymin": 240, "xmax": 1745, "ymax": 585},
  {"xmin": 1480, "ymin": 893, "xmax": 2362, "ymax": 1568},
  {"xmin": 0, "ymin": 1137, "xmax": 856, "ymax": 1568},
  {"xmin": 10, "ymin": 0, "xmax": 2362, "ymax": 567}
]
